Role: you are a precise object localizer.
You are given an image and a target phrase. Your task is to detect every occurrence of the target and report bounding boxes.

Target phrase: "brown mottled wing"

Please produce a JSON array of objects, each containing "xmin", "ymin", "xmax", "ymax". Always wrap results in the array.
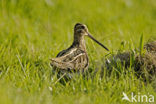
[
  {"xmin": 56, "ymin": 49, "xmax": 67, "ymax": 57},
  {"xmin": 56, "ymin": 45, "xmax": 74, "ymax": 57},
  {"xmin": 50, "ymin": 48, "xmax": 89, "ymax": 70}
]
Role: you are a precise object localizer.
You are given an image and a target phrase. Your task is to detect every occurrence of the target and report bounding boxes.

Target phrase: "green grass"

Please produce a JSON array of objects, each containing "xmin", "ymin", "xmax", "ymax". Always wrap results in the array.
[{"xmin": 0, "ymin": 0, "xmax": 156, "ymax": 104}]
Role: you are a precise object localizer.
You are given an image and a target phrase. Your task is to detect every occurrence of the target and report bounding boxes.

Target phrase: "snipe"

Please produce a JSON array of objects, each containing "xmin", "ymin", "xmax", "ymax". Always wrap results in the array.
[{"xmin": 50, "ymin": 23, "xmax": 109, "ymax": 82}]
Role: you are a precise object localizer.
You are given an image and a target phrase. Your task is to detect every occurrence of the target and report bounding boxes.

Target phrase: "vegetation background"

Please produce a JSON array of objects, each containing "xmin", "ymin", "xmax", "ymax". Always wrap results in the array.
[{"xmin": 0, "ymin": 0, "xmax": 156, "ymax": 104}]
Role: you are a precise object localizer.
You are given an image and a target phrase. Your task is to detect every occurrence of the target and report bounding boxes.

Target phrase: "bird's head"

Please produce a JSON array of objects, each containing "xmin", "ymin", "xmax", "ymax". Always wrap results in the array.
[
  {"xmin": 74, "ymin": 23, "xmax": 109, "ymax": 51},
  {"xmin": 74, "ymin": 23, "xmax": 89, "ymax": 36}
]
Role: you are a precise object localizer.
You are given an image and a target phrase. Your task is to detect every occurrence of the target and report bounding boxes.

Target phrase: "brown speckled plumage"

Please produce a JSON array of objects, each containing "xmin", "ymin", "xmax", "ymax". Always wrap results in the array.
[{"xmin": 50, "ymin": 23, "xmax": 109, "ymax": 81}]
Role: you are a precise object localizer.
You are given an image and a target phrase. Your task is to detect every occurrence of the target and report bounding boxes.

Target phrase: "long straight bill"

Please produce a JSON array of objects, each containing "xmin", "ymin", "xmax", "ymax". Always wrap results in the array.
[{"xmin": 88, "ymin": 33, "xmax": 109, "ymax": 51}]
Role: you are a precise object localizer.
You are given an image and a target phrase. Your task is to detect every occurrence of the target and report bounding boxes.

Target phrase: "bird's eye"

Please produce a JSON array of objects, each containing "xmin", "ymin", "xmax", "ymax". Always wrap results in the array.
[{"xmin": 81, "ymin": 26, "xmax": 85, "ymax": 29}]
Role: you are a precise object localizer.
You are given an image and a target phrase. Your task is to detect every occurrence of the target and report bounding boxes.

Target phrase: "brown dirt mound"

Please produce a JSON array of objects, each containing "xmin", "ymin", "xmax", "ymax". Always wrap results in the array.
[
  {"xmin": 105, "ymin": 41, "xmax": 156, "ymax": 82},
  {"xmin": 135, "ymin": 52, "xmax": 156, "ymax": 81},
  {"xmin": 144, "ymin": 41, "xmax": 156, "ymax": 52}
]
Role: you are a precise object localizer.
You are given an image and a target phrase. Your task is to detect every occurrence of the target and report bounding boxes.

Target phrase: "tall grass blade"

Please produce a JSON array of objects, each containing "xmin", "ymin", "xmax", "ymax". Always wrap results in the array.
[{"xmin": 139, "ymin": 33, "xmax": 144, "ymax": 56}]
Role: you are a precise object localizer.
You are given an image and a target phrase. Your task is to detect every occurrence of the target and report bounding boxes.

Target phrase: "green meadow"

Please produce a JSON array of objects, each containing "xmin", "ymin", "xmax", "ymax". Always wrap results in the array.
[{"xmin": 0, "ymin": 0, "xmax": 156, "ymax": 104}]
